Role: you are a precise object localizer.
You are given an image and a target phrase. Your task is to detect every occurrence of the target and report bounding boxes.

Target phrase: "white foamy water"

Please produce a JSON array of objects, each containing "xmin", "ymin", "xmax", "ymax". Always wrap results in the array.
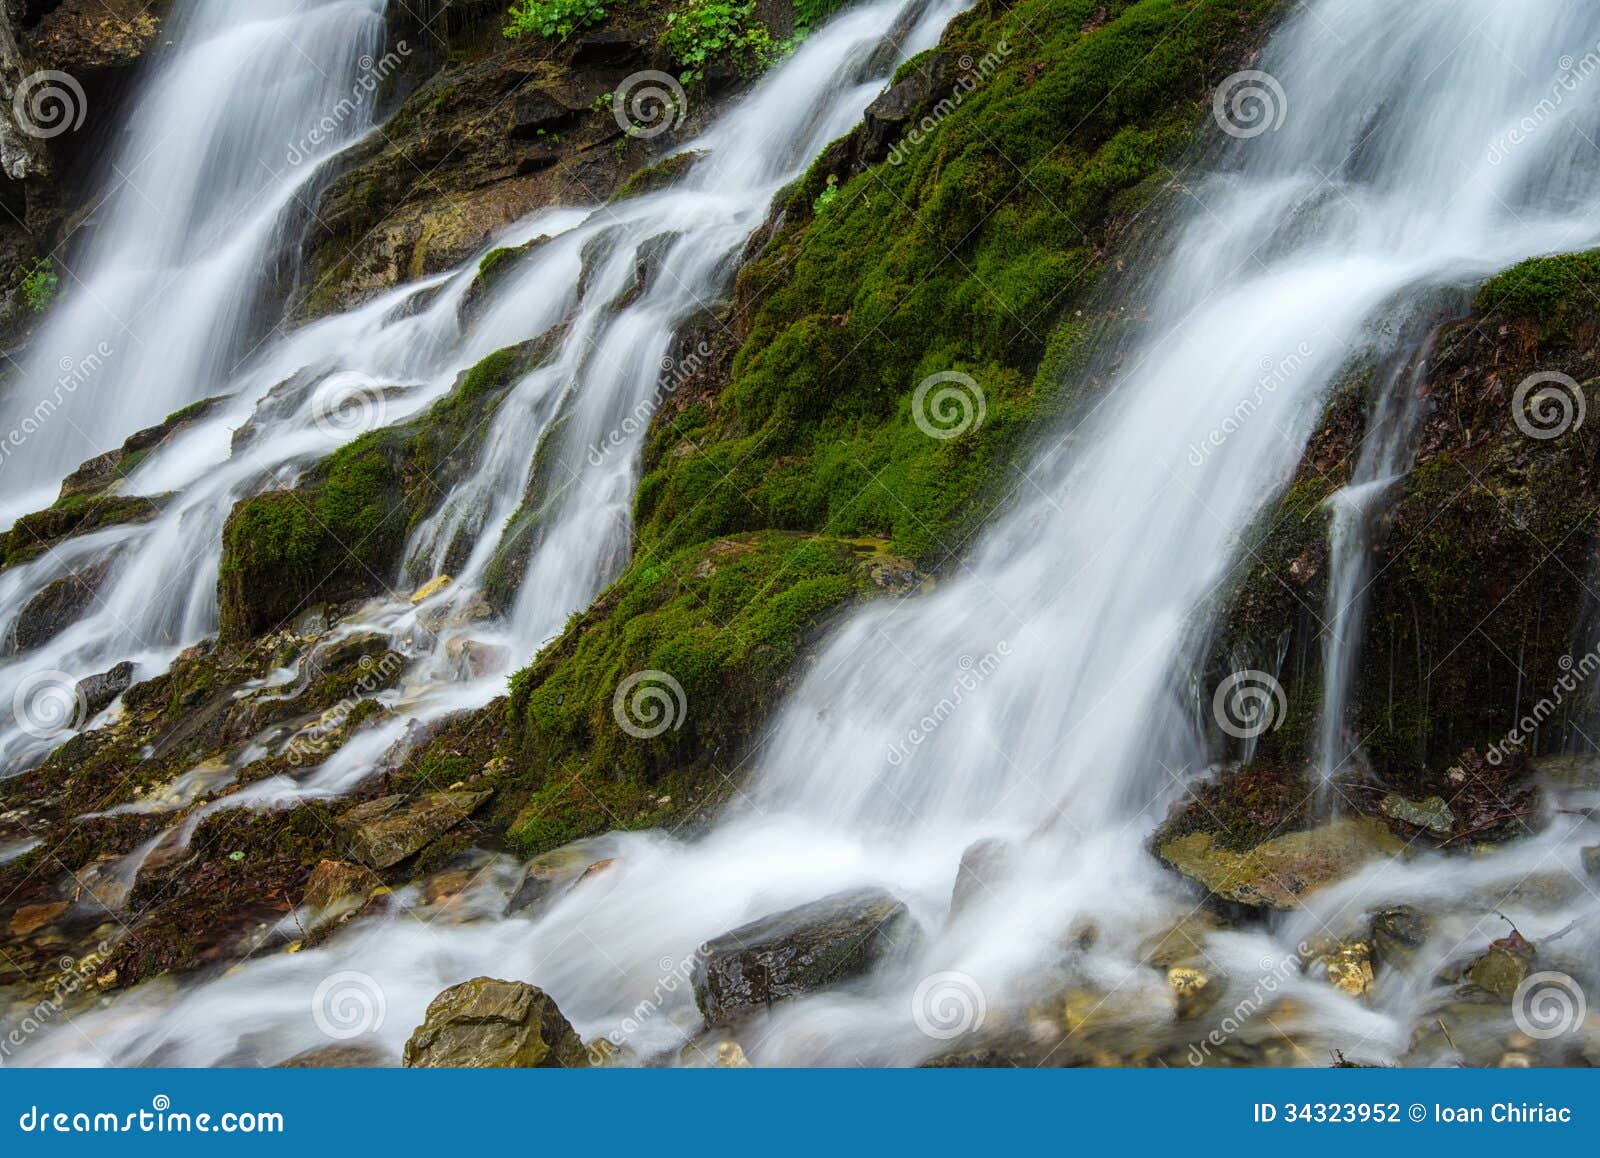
[{"xmin": 13, "ymin": 0, "xmax": 1600, "ymax": 1067}]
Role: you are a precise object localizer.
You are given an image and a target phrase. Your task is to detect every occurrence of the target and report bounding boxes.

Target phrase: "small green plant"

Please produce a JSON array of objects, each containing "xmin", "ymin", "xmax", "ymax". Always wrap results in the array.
[
  {"xmin": 504, "ymin": 0, "xmax": 607, "ymax": 39},
  {"xmin": 812, "ymin": 174, "xmax": 839, "ymax": 214},
  {"xmin": 20, "ymin": 257, "xmax": 57, "ymax": 313},
  {"xmin": 662, "ymin": 0, "xmax": 773, "ymax": 83},
  {"xmin": 793, "ymin": 0, "xmax": 848, "ymax": 32}
]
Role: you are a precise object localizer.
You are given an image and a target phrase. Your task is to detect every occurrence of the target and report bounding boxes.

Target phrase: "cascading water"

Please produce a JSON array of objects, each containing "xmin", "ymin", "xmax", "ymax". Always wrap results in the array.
[
  {"xmin": 11, "ymin": 0, "xmax": 1600, "ymax": 1068},
  {"xmin": 0, "ymin": 0, "xmax": 390, "ymax": 524}
]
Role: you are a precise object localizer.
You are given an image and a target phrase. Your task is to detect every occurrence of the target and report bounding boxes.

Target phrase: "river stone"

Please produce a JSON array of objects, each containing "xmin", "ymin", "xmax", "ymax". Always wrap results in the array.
[
  {"xmin": 302, "ymin": 859, "xmax": 383, "ymax": 913},
  {"xmin": 1369, "ymin": 904, "xmax": 1432, "ymax": 970},
  {"xmin": 1582, "ymin": 846, "xmax": 1600, "ymax": 879},
  {"xmin": 950, "ymin": 836, "xmax": 1012, "ymax": 916},
  {"xmin": 1157, "ymin": 816, "xmax": 1404, "ymax": 909},
  {"xmin": 78, "ymin": 661, "xmax": 135, "ymax": 716},
  {"xmin": 340, "ymin": 791, "xmax": 489, "ymax": 869},
  {"xmin": 692, "ymin": 887, "xmax": 920, "ymax": 1027},
  {"xmin": 402, "ymin": 977, "xmax": 587, "ymax": 1068},
  {"xmin": 277, "ymin": 1042, "xmax": 395, "ymax": 1068},
  {"xmin": 1464, "ymin": 931, "xmax": 1536, "ymax": 1000},
  {"xmin": 1380, "ymin": 792, "xmax": 1456, "ymax": 835}
]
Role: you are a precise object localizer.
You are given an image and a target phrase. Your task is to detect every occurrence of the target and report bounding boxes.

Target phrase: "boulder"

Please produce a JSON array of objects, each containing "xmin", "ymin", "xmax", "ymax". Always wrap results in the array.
[
  {"xmin": 340, "ymin": 791, "xmax": 489, "ymax": 869},
  {"xmin": 1369, "ymin": 905, "xmax": 1432, "ymax": 970},
  {"xmin": 78, "ymin": 661, "xmax": 135, "ymax": 716},
  {"xmin": 12, "ymin": 560, "xmax": 111, "ymax": 650},
  {"xmin": 860, "ymin": 51, "xmax": 952, "ymax": 163},
  {"xmin": 1157, "ymin": 816, "xmax": 1404, "ymax": 909},
  {"xmin": 402, "ymin": 977, "xmax": 587, "ymax": 1068},
  {"xmin": 692, "ymin": 887, "xmax": 920, "ymax": 1027}
]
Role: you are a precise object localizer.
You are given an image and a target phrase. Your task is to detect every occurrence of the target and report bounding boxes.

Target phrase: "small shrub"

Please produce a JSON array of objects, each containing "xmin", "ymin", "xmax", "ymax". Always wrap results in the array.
[
  {"xmin": 505, "ymin": 0, "xmax": 607, "ymax": 39},
  {"xmin": 20, "ymin": 258, "xmax": 57, "ymax": 313},
  {"xmin": 662, "ymin": 0, "xmax": 773, "ymax": 82}
]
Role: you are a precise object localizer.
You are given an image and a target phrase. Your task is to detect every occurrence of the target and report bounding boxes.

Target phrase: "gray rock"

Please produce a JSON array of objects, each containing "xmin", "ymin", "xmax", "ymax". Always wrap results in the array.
[
  {"xmin": 950, "ymin": 836, "xmax": 1011, "ymax": 916},
  {"xmin": 693, "ymin": 887, "xmax": 921, "ymax": 1027},
  {"xmin": 403, "ymin": 977, "xmax": 587, "ymax": 1068},
  {"xmin": 1380, "ymin": 793, "xmax": 1456, "ymax": 835},
  {"xmin": 13, "ymin": 560, "xmax": 111, "ymax": 651},
  {"xmin": 78, "ymin": 660, "xmax": 135, "ymax": 716}
]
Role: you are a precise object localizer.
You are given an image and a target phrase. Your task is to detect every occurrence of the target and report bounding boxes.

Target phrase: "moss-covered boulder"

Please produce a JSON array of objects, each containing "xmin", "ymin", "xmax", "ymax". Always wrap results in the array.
[
  {"xmin": 403, "ymin": 977, "xmax": 588, "ymax": 1068},
  {"xmin": 217, "ymin": 340, "xmax": 552, "ymax": 641},
  {"xmin": 1157, "ymin": 815, "xmax": 1404, "ymax": 909}
]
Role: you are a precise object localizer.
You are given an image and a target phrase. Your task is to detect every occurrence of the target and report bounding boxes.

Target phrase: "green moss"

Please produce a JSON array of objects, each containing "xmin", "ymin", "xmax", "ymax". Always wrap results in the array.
[
  {"xmin": 218, "ymin": 338, "xmax": 557, "ymax": 640},
  {"xmin": 498, "ymin": 533, "xmax": 898, "ymax": 851},
  {"xmin": 612, "ymin": 150, "xmax": 703, "ymax": 201},
  {"xmin": 1475, "ymin": 249, "xmax": 1600, "ymax": 338}
]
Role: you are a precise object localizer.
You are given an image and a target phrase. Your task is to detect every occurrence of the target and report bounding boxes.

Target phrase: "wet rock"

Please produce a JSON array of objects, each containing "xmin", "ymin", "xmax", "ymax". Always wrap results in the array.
[
  {"xmin": 860, "ymin": 51, "xmax": 952, "ymax": 163},
  {"xmin": 1369, "ymin": 905, "xmax": 1432, "ymax": 971},
  {"xmin": 340, "ymin": 791, "xmax": 490, "ymax": 869},
  {"xmin": 507, "ymin": 841, "xmax": 604, "ymax": 915},
  {"xmin": 277, "ymin": 1042, "xmax": 396, "ymax": 1068},
  {"xmin": 445, "ymin": 637, "xmax": 508, "ymax": 680},
  {"xmin": 1138, "ymin": 911, "xmax": 1223, "ymax": 969},
  {"xmin": 1316, "ymin": 940, "xmax": 1375, "ymax": 998},
  {"xmin": 693, "ymin": 888, "xmax": 920, "ymax": 1027},
  {"xmin": 510, "ymin": 89, "xmax": 580, "ymax": 140},
  {"xmin": 1582, "ymin": 845, "xmax": 1600, "ymax": 879},
  {"xmin": 403, "ymin": 977, "xmax": 587, "ymax": 1068},
  {"xmin": 949, "ymin": 836, "xmax": 1011, "ymax": 916},
  {"xmin": 715, "ymin": 1040, "xmax": 750, "ymax": 1068},
  {"xmin": 1157, "ymin": 816, "xmax": 1403, "ymax": 909},
  {"xmin": 78, "ymin": 661, "xmax": 135, "ymax": 716},
  {"xmin": 1464, "ymin": 930, "xmax": 1536, "ymax": 1000},
  {"xmin": 7, "ymin": 901, "xmax": 68, "ymax": 937},
  {"xmin": 409, "ymin": 575, "xmax": 451, "ymax": 603},
  {"xmin": 12, "ymin": 560, "xmax": 111, "ymax": 650},
  {"xmin": 1380, "ymin": 793, "xmax": 1455, "ymax": 835},
  {"xmin": 309, "ymin": 630, "xmax": 391, "ymax": 674},
  {"xmin": 1167, "ymin": 965, "xmax": 1221, "ymax": 1020},
  {"xmin": 301, "ymin": 859, "xmax": 383, "ymax": 914}
]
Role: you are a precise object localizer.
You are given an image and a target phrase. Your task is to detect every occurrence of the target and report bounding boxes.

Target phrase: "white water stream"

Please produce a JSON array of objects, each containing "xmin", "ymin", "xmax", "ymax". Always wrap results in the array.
[{"xmin": 8, "ymin": 0, "xmax": 1600, "ymax": 1066}]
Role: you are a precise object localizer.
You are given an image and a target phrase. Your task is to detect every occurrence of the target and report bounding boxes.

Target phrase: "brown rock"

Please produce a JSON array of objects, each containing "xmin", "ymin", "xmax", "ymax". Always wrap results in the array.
[
  {"xmin": 8, "ymin": 901, "xmax": 69, "ymax": 937},
  {"xmin": 402, "ymin": 977, "xmax": 587, "ymax": 1068}
]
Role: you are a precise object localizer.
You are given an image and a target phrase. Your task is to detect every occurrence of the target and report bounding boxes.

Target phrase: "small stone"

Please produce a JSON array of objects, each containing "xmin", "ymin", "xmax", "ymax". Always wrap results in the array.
[
  {"xmin": 7, "ymin": 901, "xmax": 69, "ymax": 937},
  {"xmin": 949, "ymin": 837, "xmax": 1012, "ymax": 917},
  {"xmin": 1380, "ymin": 793, "xmax": 1456, "ymax": 835},
  {"xmin": 445, "ymin": 637, "xmax": 508, "ymax": 680},
  {"xmin": 301, "ymin": 859, "xmax": 383, "ymax": 912},
  {"xmin": 1138, "ymin": 911, "xmax": 1222, "ymax": 969},
  {"xmin": 1581, "ymin": 846, "xmax": 1600, "ymax": 879},
  {"xmin": 409, "ymin": 575, "xmax": 452, "ymax": 603},
  {"xmin": 78, "ymin": 661, "xmax": 136, "ymax": 717},
  {"xmin": 1498, "ymin": 1051, "xmax": 1532, "ymax": 1067},
  {"xmin": 403, "ymin": 977, "xmax": 587, "ymax": 1068},
  {"xmin": 715, "ymin": 1040, "xmax": 750, "ymax": 1068},
  {"xmin": 1167, "ymin": 965, "xmax": 1220, "ymax": 1020},
  {"xmin": 1464, "ymin": 931, "xmax": 1536, "ymax": 1000},
  {"xmin": 1319, "ymin": 941, "xmax": 1375, "ymax": 998},
  {"xmin": 1369, "ymin": 905, "xmax": 1432, "ymax": 970}
]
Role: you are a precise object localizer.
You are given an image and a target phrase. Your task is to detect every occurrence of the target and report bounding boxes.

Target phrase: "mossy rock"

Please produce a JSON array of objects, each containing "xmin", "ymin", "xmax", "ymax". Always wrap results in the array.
[{"xmin": 1158, "ymin": 816, "xmax": 1404, "ymax": 909}]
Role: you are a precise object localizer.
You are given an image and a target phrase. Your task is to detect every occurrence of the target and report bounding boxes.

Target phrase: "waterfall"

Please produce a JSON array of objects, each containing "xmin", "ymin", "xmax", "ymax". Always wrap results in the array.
[
  {"xmin": 0, "ymin": 0, "xmax": 390, "ymax": 523},
  {"xmin": 12, "ymin": 0, "xmax": 1600, "ymax": 1067}
]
